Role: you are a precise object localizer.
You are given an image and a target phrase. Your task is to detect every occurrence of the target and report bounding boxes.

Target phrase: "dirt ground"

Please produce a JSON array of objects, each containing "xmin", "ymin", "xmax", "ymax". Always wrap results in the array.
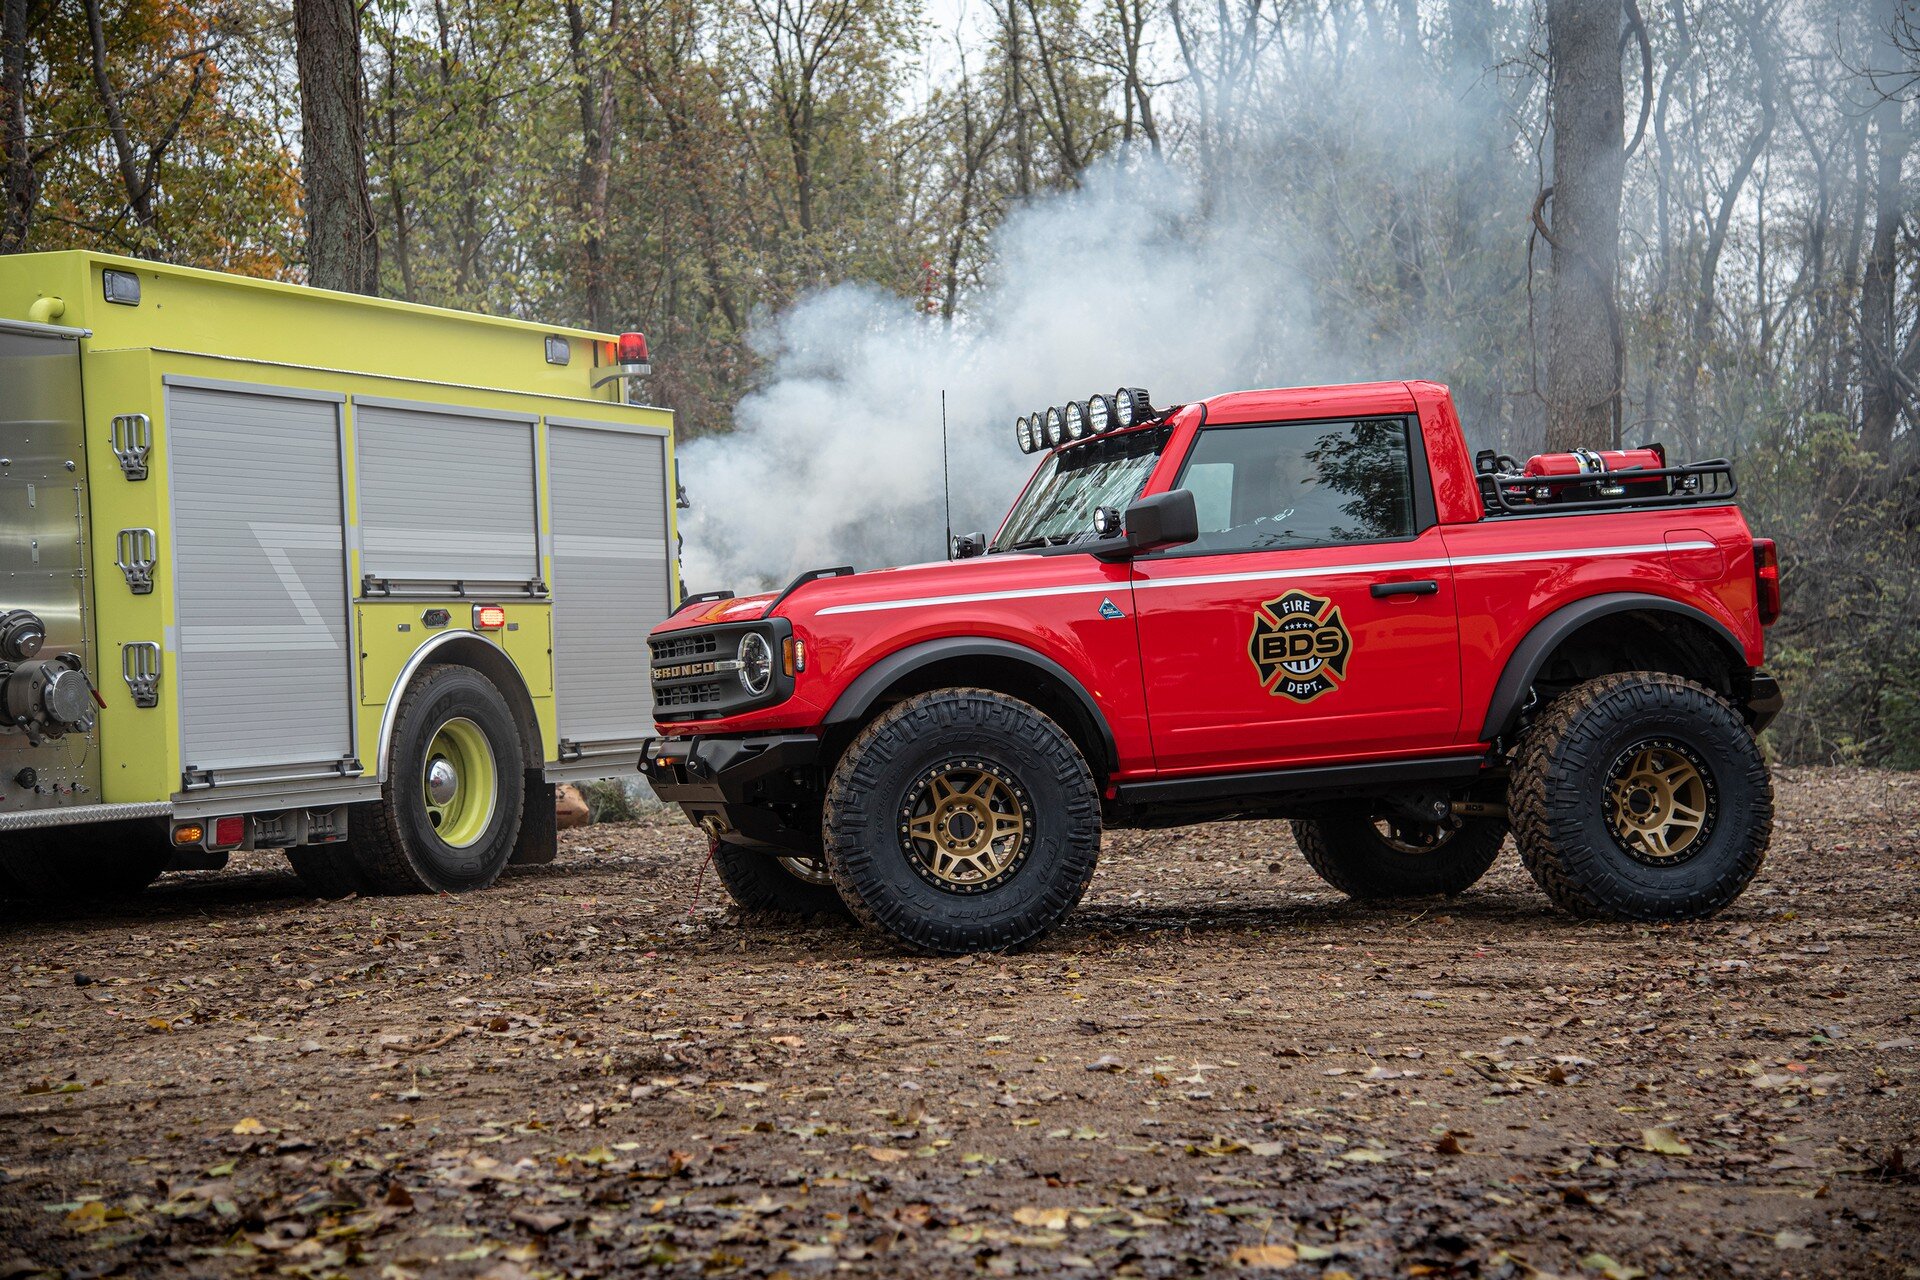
[{"xmin": 1, "ymin": 767, "xmax": 1916, "ymax": 1280}]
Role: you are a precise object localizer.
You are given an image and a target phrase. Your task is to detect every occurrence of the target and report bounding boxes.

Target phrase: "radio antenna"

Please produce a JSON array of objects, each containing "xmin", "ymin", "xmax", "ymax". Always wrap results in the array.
[{"xmin": 940, "ymin": 389, "xmax": 954, "ymax": 560}]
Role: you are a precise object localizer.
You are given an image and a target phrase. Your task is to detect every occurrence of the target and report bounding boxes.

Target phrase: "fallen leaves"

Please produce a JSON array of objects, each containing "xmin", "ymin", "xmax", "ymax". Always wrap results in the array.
[
  {"xmin": 1229, "ymin": 1242, "xmax": 1299, "ymax": 1268},
  {"xmin": 1639, "ymin": 1127, "xmax": 1693, "ymax": 1156}
]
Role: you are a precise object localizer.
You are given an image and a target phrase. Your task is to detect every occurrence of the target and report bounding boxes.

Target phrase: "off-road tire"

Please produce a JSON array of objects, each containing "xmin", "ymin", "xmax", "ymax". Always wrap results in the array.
[
  {"xmin": 348, "ymin": 664, "xmax": 526, "ymax": 894},
  {"xmin": 710, "ymin": 837, "xmax": 848, "ymax": 917},
  {"xmin": 1292, "ymin": 813, "xmax": 1507, "ymax": 899},
  {"xmin": 822, "ymin": 688, "xmax": 1100, "ymax": 955},
  {"xmin": 0, "ymin": 819, "xmax": 171, "ymax": 900},
  {"xmin": 1510, "ymin": 671, "xmax": 1771, "ymax": 920},
  {"xmin": 285, "ymin": 845, "xmax": 369, "ymax": 900}
]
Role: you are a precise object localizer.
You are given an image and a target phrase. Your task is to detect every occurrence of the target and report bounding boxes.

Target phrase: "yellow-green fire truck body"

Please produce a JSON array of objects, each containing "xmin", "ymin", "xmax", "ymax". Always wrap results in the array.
[{"xmin": 0, "ymin": 251, "xmax": 676, "ymax": 894}]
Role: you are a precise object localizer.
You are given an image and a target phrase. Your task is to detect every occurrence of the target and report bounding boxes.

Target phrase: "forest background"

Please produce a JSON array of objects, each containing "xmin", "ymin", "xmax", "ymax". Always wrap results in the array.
[{"xmin": 3, "ymin": 0, "xmax": 1916, "ymax": 765}]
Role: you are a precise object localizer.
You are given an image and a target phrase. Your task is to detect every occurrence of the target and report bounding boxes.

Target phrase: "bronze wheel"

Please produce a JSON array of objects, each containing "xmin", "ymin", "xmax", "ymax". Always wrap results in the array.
[
  {"xmin": 1603, "ymin": 738, "xmax": 1716, "ymax": 864},
  {"xmin": 898, "ymin": 759, "xmax": 1032, "ymax": 894}
]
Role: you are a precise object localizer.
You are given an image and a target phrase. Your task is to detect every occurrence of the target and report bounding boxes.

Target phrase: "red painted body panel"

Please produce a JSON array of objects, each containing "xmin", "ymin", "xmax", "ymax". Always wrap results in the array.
[{"xmin": 652, "ymin": 382, "xmax": 1768, "ymax": 787}]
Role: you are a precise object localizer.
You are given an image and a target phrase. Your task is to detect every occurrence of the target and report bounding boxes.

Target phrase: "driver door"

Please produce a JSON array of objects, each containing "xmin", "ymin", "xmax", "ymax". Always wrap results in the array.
[{"xmin": 1131, "ymin": 416, "xmax": 1462, "ymax": 773}]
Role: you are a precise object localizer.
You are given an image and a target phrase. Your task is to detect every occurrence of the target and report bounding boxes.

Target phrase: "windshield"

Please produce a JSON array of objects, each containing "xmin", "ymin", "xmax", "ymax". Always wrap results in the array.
[{"xmin": 992, "ymin": 428, "xmax": 1169, "ymax": 551}]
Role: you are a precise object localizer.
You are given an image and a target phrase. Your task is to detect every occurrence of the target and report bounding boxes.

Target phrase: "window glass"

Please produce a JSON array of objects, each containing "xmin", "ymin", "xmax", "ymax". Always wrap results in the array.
[
  {"xmin": 1172, "ymin": 418, "xmax": 1414, "ymax": 553},
  {"xmin": 992, "ymin": 429, "xmax": 1168, "ymax": 551}
]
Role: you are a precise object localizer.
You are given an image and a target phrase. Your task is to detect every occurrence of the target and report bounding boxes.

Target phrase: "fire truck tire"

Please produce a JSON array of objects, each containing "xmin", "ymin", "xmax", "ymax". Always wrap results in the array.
[
  {"xmin": 1291, "ymin": 813, "xmax": 1506, "ymax": 899},
  {"xmin": 285, "ymin": 846, "xmax": 368, "ymax": 900},
  {"xmin": 1510, "ymin": 671, "xmax": 1772, "ymax": 920},
  {"xmin": 349, "ymin": 664, "xmax": 526, "ymax": 895},
  {"xmin": 0, "ymin": 819, "xmax": 170, "ymax": 900},
  {"xmin": 709, "ymin": 837, "xmax": 848, "ymax": 917},
  {"xmin": 822, "ymin": 688, "xmax": 1100, "ymax": 955}
]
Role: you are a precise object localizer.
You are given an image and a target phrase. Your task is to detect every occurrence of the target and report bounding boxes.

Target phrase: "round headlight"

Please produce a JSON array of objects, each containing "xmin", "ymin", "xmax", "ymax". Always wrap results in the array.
[
  {"xmin": 737, "ymin": 632, "xmax": 774, "ymax": 695},
  {"xmin": 1064, "ymin": 401, "xmax": 1088, "ymax": 440},
  {"xmin": 1044, "ymin": 406, "xmax": 1064, "ymax": 447},
  {"xmin": 1088, "ymin": 393, "xmax": 1113, "ymax": 433},
  {"xmin": 1016, "ymin": 415, "xmax": 1033, "ymax": 452}
]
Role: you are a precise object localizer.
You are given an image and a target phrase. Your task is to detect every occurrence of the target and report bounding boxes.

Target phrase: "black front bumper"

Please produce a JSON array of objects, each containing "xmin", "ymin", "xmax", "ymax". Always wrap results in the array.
[
  {"xmin": 1745, "ymin": 669, "xmax": 1784, "ymax": 733},
  {"xmin": 638, "ymin": 733, "xmax": 823, "ymax": 853}
]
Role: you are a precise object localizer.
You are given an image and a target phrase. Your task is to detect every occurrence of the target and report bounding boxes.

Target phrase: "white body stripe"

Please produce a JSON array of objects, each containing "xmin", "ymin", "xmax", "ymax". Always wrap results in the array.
[{"xmin": 812, "ymin": 541, "xmax": 1719, "ymax": 617}]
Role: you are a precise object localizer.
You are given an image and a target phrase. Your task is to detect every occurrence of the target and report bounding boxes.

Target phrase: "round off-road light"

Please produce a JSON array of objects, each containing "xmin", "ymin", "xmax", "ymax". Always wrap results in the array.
[
  {"xmin": 1064, "ymin": 401, "xmax": 1089, "ymax": 440},
  {"xmin": 1044, "ymin": 406, "xmax": 1064, "ymax": 447},
  {"xmin": 1116, "ymin": 387, "xmax": 1154, "ymax": 427},
  {"xmin": 1088, "ymin": 393, "xmax": 1114, "ymax": 433},
  {"xmin": 1016, "ymin": 415, "xmax": 1034, "ymax": 452}
]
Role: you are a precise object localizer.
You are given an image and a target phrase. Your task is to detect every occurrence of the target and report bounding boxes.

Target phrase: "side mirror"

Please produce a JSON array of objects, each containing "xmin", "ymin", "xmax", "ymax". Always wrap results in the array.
[
  {"xmin": 1125, "ymin": 489, "xmax": 1199, "ymax": 553},
  {"xmin": 951, "ymin": 531, "xmax": 987, "ymax": 559}
]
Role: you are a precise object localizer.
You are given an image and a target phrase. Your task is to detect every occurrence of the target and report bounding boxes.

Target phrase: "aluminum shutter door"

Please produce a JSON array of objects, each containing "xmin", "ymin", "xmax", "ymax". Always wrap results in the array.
[
  {"xmin": 356, "ymin": 401, "xmax": 540, "ymax": 590},
  {"xmin": 166, "ymin": 383, "xmax": 354, "ymax": 775},
  {"xmin": 549, "ymin": 423, "xmax": 670, "ymax": 751}
]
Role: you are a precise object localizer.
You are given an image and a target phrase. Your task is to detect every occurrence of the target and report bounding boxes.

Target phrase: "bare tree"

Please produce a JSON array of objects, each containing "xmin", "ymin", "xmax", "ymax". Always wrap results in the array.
[
  {"xmin": 296, "ymin": 0, "xmax": 379, "ymax": 294},
  {"xmin": 1541, "ymin": 0, "xmax": 1626, "ymax": 450},
  {"xmin": 565, "ymin": 0, "xmax": 624, "ymax": 330},
  {"xmin": 85, "ymin": 0, "xmax": 206, "ymax": 235},
  {"xmin": 0, "ymin": 0, "xmax": 36, "ymax": 252},
  {"xmin": 1859, "ymin": 0, "xmax": 1916, "ymax": 461}
]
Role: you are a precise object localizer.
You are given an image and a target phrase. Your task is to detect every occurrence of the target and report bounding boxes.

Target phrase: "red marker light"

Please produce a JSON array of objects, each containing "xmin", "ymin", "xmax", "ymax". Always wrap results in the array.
[
  {"xmin": 1752, "ymin": 539, "xmax": 1780, "ymax": 626},
  {"xmin": 474, "ymin": 604, "xmax": 507, "ymax": 630},
  {"xmin": 212, "ymin": 816, "xmax": 244, "ymax": 847}
]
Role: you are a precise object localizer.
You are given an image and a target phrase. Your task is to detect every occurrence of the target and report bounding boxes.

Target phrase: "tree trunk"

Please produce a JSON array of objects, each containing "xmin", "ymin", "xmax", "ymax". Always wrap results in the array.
[
  {"xmin": 1543, "ymin": 0, "xmax": 1625, "ymax": 451},
  {"xmin": 1859, "ymin": 30, "xmax": 1912, "ymax": 460},
  {"xmin": 0, "ymin": 0, "xmax": 32, "ymax": 253},
  {"xmin": 295, "ymin": 0, "xmax": 379, "ymax": 295}
]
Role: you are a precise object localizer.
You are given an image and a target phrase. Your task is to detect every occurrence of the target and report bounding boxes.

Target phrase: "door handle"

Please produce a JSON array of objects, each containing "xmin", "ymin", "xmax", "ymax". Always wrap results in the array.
[{"xmin": 1370, "ymin": 579, "xmax": 1439, "ymax": 598}]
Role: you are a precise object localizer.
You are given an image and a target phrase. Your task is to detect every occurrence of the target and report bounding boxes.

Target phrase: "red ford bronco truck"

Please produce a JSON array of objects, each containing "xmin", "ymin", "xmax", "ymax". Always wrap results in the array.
[{"xmin": 640, "ymin": 381, "xmax": 1781, "ymax": 955}]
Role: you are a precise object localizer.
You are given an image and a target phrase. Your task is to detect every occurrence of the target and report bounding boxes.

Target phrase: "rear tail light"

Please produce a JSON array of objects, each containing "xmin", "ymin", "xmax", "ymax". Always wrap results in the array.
[
  {"xmin": 211, "ymin": 815, "xmax": 244, "ymax": 848},
  {"xmin": 474, "ymin": 604, "xmax": 507, "ymax": 630},
  {"xmin": 1752, "ymin": 539, "xmax": 1780, "ymax": 626}
]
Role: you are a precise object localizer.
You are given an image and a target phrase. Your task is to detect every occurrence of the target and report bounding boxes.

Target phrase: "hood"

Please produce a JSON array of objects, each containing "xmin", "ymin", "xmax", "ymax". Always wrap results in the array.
[{"xmin": 650, "ymin": 554, "xmax": 1043, "ymax": 634}]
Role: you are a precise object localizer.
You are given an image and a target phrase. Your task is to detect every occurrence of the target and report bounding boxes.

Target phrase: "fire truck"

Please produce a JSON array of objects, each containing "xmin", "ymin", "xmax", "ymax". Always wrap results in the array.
[
  {"xmin": 0, "ymin": 252, "xmax": 676, "ymax": 899},
  {"xmin": 640, "ymin": 382, "xmax": 1782, "ymax": 955}
]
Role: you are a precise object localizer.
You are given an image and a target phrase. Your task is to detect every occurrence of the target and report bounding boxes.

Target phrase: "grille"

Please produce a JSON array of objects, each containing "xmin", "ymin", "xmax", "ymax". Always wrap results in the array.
[
  {"xmin": 651, "ymin": 633, "xmax": 720, "ymax": 662},
  {"xmin": 656, "ymin": 680, "xmax": 724, "ymax": 710}
]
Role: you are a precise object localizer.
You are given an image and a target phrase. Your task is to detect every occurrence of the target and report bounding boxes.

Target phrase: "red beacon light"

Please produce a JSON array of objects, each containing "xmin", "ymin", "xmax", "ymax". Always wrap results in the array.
[
  {"xmin": 595, "ymin": 330, "xmax": 653, "ymax": 393},
  {"xmin": 616, "ymin": 331, "xmax": 651, "ymax": 375}
]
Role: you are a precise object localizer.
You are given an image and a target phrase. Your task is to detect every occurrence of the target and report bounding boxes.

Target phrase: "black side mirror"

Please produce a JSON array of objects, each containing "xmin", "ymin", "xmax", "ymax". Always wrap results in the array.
[
  {"xmin": 951, "ymin": 531, "xmax": 987, "ymax": 559},
  {"xmin": 1097, "ymin": 489, "xmax": 1199, "ymax": 560},
  {"xmin": 1127, "ymin": 489, "xmax": 1199, "ymax": 552}
]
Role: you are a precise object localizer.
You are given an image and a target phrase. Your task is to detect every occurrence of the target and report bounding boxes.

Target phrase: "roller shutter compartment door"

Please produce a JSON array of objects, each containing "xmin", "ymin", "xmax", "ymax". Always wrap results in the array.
[
  {"xmin": 356, "ymin": 403, "xmax": 540, "ymax": 590},
  {"xmin": 549, "ymin": 425, "xmax": 670, "ymax": 748},
  {"xmin": 166, "ymin": 384, "xmax": 353, "ymax": 774}
]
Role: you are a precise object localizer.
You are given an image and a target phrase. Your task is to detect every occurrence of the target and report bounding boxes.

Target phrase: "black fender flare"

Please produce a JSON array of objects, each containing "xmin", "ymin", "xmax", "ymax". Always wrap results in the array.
[
  {"xmin": 822, "ymin": 637, "xmax": 1119, "ymax": 775},
  {"xmin": 1479, "ymin": 592, "xmax": 1747, "ymax": 740}
]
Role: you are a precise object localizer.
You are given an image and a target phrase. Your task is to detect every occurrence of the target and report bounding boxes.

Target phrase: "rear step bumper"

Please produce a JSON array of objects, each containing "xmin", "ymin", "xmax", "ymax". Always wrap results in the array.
[{"xmin": 1745, "ymin": 669, "xmax": 1784, "ymax": 733}]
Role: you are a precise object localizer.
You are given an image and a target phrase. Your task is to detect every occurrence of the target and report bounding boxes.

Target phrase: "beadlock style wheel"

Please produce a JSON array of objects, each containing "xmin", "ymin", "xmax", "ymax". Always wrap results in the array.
[
  {"xmin": 1603, "ymin": 739, "xmax": 1717, "ymax": 863},
  {"xmin": 1293, "ymin": 811, "xmax": 1506, "ymax": 899},
  {"xmin": 898, "ymin": 760, "xmax": 1033, "ymax": 894},
  {"xmin": 823, "ymin": 688, "xmax": 1100, "ymax": 955},
  {"xmin": 1510, "ymin": 671, "xmax": 1771, "ymax": 921}
]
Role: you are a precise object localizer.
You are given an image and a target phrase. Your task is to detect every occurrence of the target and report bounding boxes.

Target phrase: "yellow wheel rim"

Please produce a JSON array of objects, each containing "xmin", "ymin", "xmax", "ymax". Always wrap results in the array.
[
  {"xmin": 1604, "ymin": 739, "xmax": 1715, "ymax": 863},
  {"xmin": 899, "ymin": 760, "xmax": 1031, "ymax": 893},
  {"xmin": 422, "ymin": 717, "xmax": 498, "ymax": 849}
]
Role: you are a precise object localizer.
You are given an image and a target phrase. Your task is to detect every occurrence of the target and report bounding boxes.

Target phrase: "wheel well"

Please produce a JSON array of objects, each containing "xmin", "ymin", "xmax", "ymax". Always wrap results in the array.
[
  {"xmin": 402, "ymin": 637, "xmax": 544, "ymax": 771},
  {"xmin": 822, "ymin": 654, "xmax": 1114, "ymax": 785},
  {"xmin": 1531, "ymin": 609, "xmax": 1741, "ymax": 707}
]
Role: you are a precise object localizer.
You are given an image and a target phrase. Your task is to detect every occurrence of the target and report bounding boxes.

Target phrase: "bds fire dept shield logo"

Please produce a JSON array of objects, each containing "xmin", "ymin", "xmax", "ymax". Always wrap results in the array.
[{"xmin": 1248, "ymin": 589, "xmax": 1352, "ymax": 703}]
